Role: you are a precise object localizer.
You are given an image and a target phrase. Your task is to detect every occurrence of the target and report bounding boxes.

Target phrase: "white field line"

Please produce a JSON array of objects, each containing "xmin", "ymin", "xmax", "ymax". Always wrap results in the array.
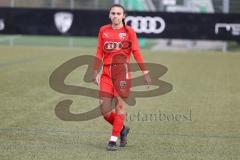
[{"xmin": 0, "ymin": 35, "xmax": 22, "ymax": 42}]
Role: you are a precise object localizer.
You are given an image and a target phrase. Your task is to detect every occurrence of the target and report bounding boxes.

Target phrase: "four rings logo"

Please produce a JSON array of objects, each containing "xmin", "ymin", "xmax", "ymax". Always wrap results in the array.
[
  {"xmin": 125, "ymin": 16, "xmax": 166, "ymax": 34},
  {"xmin": 104, "ymin": 41, "xmax": 132, "ymax": 52},
  {"xmin": 54, "ymin": 12, "xmax": 73, "ymax": 34},
  {"xmin": 0, "ymin": 19, "xmax": 5, "ymax": 31}
]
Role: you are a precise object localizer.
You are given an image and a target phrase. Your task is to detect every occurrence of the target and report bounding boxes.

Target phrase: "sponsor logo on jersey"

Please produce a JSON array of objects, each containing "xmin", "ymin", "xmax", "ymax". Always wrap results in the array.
[
  {"xmin": 103, "ymin": 41, "xmax": 131, "ymax": 52},
  {"xmin": 54, "ymin": 12, "xmax": 73, "ymax": 34}
]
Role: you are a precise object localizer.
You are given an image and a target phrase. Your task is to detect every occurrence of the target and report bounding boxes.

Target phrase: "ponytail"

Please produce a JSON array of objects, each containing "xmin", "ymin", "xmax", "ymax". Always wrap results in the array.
[{"xmin": 122, "ymin": 19, "xmax": 128, "ymax": 33}]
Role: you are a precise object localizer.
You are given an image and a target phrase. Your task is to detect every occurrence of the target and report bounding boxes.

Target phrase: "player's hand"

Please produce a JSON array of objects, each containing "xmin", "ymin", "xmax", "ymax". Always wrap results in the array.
[
  {"xmin": 143, "ymin": 71, "xmax": 151, "ymax": 89},
  {"xmin": 92, "ymin": 71, "xmax": 100, "ymax": 86}
]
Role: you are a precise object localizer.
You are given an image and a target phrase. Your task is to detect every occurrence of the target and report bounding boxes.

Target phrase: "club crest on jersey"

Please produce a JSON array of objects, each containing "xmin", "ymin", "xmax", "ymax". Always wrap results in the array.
[
  {"xmin": 120, "ymin": 80, "xmax": 127, "ymax": 88},
  {"xmin": 119, "ymin": 32, "xmax": 126, "ymax": 40}
]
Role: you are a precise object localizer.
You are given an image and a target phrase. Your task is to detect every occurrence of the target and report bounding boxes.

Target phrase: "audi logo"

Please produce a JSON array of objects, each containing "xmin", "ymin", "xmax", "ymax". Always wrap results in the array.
[
  {"xmin": 104, "ymin": 41, "xmax": 132, "ymax": 52},
  {"xmin": 125, "ymin": 16, "xmax": 166, "ymax": 34}
]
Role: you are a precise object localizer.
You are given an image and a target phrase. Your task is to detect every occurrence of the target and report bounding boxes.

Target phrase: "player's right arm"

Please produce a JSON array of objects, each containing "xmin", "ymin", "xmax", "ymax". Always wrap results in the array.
[{"xmin": 93, "ymin": 27, "xmax": 104, "ymax": 85}]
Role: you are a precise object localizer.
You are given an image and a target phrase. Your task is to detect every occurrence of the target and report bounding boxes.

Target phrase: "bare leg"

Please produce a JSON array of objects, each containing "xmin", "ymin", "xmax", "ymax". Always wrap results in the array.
[
  {"xmin": 114, "ymin": 96, "xmax": 125, "ymax": 115},
  {"xmin": 115, "ymin": 96, "xmax": 130, "ymax": 147},
  {"xmin": 99, "ymin": 97, "xmax": 114, "ymax": 117}
]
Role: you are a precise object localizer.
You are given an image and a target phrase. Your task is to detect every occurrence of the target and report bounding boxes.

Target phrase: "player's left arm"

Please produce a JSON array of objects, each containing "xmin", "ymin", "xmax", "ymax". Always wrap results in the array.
[{"xmin": 130, "ymin": 28, "xmax": 151, "ymax": 87}]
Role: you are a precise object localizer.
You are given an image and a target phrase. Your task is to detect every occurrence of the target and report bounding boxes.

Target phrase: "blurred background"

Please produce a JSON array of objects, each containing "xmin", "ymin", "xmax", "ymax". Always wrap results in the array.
[
  {"xmin": 1, "ymin": 1, "xmax": 240, "ymax": 159},
  {"xmin": 0, "ymin": 0, "xmax": 240, "ymax": 52},
  {"xmin": 0, "ymin": 0, "xmax": 239, "ymax": 12}
]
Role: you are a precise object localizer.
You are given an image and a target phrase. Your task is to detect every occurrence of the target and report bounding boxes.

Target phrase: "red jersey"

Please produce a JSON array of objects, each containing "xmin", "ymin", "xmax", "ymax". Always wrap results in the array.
[{"xmin": 94, "ymin": 24, "xmax": 146, "ymax": 71}]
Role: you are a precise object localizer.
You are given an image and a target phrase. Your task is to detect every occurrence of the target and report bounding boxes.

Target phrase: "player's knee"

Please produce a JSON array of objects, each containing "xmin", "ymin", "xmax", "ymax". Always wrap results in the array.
[
  {"xmin": 99, "ymin": 98, "xmax": 113, "ymax": 115},
  {"xmin": 103, "ymin": 112, "xmax": 112, "ymax": 118},
  {"xmin": 115, "ymin": 104, "xmax": 125, "ymax": 114}
]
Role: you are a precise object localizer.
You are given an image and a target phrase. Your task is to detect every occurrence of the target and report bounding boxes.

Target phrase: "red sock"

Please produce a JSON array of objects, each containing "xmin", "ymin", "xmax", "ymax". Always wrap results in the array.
[
  {"xmin": 112, "ymin": 114, "xmax": 125, "ymax": 137},
  {"xmin": 103, "ymin": 112, "xmax": 115, "ymax": 125}
]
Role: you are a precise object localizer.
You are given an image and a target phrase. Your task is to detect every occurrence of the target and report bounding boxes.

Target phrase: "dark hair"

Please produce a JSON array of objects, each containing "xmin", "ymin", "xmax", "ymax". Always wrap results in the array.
[{"xmin": 110, "ymin": 4, "xmax": 128, "ymax": 32}]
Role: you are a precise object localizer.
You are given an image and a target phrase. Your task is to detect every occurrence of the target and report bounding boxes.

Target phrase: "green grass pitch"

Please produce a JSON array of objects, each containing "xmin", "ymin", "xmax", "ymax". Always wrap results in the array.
[{"xmin": 0, "ymin": 36, "xmax": 240, "ymax": 160}]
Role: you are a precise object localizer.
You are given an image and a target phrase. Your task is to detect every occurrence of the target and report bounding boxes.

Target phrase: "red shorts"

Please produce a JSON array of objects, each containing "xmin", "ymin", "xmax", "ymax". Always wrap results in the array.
[{"xmin": 100, "ymin": 63, "xmax": 131, "ymax": 98}]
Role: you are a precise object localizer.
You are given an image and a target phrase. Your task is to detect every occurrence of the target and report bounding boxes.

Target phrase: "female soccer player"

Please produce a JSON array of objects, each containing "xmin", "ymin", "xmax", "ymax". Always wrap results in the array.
[{"xmin": 93, "ymin": 4, "xmax": 151, "ymax": 151}]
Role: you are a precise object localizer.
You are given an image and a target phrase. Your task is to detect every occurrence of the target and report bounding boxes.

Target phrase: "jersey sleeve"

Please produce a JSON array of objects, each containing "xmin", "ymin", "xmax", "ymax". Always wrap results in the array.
[
  {"xmin": 93, "ymin": 28, "xmax": 104, "ymax": 71},
  {"xmin": 130, "ymin": 28, "xmax": 147, "ymax": 71}
]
